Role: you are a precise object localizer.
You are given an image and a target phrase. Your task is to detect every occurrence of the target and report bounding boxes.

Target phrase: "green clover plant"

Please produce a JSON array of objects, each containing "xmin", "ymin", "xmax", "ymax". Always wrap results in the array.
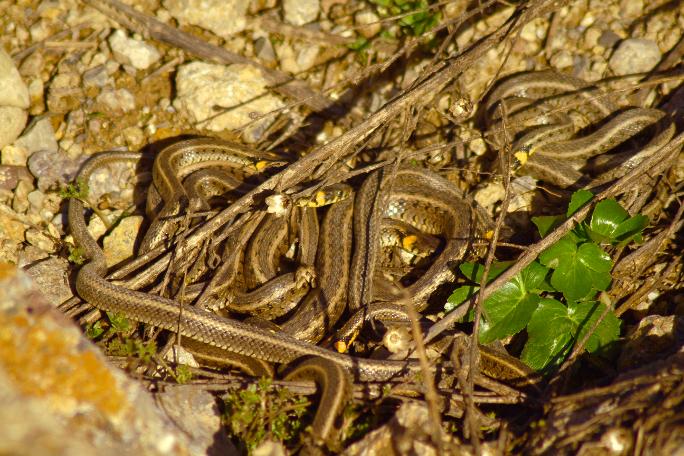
[{"xmin": 446, "ymin": 190, "xmax": 648, "ymax": 371}]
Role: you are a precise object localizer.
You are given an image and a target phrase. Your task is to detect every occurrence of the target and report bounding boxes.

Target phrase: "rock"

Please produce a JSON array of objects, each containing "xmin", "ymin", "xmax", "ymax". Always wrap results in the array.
[
  {"xmin": 23, "ymin": 256, "xmax": 73, "ymax": 306},
  {"xmin": 254, "ymin": 37, "xmax": 277, "ymax": 64},
  {"xmin": 0, "ymin": 106, "xmax": 28, "ymax": 151},
  {"xmin": 0, "ymin": 165, "xmax": 32, "ymax": 191},
  {"xmin": 25, "ymin": 228, "xmax": 57, "ymax": 253},
  {"xmin": 609, "ymin": 38, "xmax": 661, "ymax": 75},
  {"xmin": 155, "ymin": 386, "xmax": 238, "ymax": 456},
  {"xmin": 27, "ymin": 149, "xmax": 87, "ymax": 192},
  {"xmin": 0, "ymin": 264, "xmax": 195, "ymax": 455},
  {"xmin": 121, "ymin": 126, "xmax": 145, "ymax": 149},
  {"xmin": 14, "ymin": 116, "xmax": 58, "ymax": 155},
  {"xmin": 355, "ymin": 9, "xmax": 382, "ymax": 38},
  {"xmin": 0, "ymin": 49, "xmax": 30, "ymax": 109},
  {"xmin": 173, "ymin": 62, "xmax": 283, "ymax": 142},
  {"xmin": 0, "ymin": 207, "xmax": 26, "ymax": 243},
  {"xmin": 107, "ymin": 30, "xmax": 161, "ymax": 70},
  {"xmin": 283, "ymin": 0, "xmax": 319, "ymax": 26},
  {"xmin": 12, "ymin": 178, "xmax": 33, "ymax": 213},
  {"xmin": 103, "ymin": 215, "xmax": 144, "ymax": 267},
  {"xmin": 344, "ymin": 402, "xmax": 447, "ymax": 455},
  {"xmin": 46, "ymin": 72, "xmax": 83, "ymax": 113},
  {"xmin": 1, "ymin": 144, "xmax": 28, "ymax": 166},
  {"xmin": 82, "ymin": 65, "xmax": 112, "ymax": 88},
  {"xmin": 163, "ymin": 0, "xmax": 250, "ymax": 38},
  {"xmin": 96, "ymin": 88, "xmax": 136, "ymax": 113}
]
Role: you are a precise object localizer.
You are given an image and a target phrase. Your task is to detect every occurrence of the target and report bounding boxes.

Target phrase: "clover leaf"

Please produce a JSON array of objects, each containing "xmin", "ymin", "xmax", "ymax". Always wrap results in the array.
[
  {"xmin": 539, "ymin": 238, "xmax": 612, "ymax": 301},
  {"xmin": 588, "ymin": 199, "xmax": 648, "ymax": 245},
  {"xmin": 522, "ymin": 299, "xmax": 620, "ymax": 370},
  {"xmin": 478, "ymin": 261, "xmax": 548, "ymax": 344}
]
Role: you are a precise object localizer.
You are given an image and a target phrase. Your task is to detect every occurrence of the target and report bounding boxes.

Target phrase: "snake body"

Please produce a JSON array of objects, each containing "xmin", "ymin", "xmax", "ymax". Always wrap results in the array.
[
  {"xmin": 485, "ymin": 70, "xmax": 674, "ymax": 188},
  {"xmin": 66, "ymin": 70, "xmax": 671, "ymax": 443}
]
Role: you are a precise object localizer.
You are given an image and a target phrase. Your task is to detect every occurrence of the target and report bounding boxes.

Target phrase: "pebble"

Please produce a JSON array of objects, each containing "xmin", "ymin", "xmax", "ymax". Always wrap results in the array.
[
  {"xmin": 283, "ymin": 0, "xmax": 320, "ymax": 26},
  {"xmin": 46, "ymin": 72, "xmax": 83, "ymax": 114},
  {"xmin": 355, "ymin": 9, "xmax": 381, "ymax": 38},
  {"xmin": 108, "ymin": 30, "xmax": 161, "ymax": 71},
  {"xmin": 0, "ymin": 107, "xmax": 28, "ymax": 151},
  {"xmin": 0, "ymin": 49, "xmax": 30, "ymax": 110},
  {"xmin": 82, "ymin": 65, "xmax": 112, "ymax": 88},
  {"xmin": 0, "ymin": 209, "xmax": 26, "ymax": 243},
  {"xmin": 14, "ymin": 116, "xmax": 59, "ymax": 156},
  {"xmin": 608, "ymin": 38, "xmax": 661, "ymax": 75},
  {"xmin": 254, "ymin": 36, "xmax": 276, "ymax": 64},
  {"xmin": 173, "ymin": 62, "xmax": 284, "ymax": 142},
  {"xmin": 12, "ymin": 179, "xmax": 32, "ymax": 213},
  {"xmin": 155, "ymin": 386, "xmax": 237, "ymax": 455},
  {"xmin": 103, "ymin": 215, "xmax": 144, "ymax": 267},
  {"xmin": 0, "ymin": 165, "xmax": 32, "ymax": 191},
  {"xmin": 25, "ymin": 227, "xmax": 56, "ymax": 253},
  {"xmin": 163, "ymin": 0, "xmax": 250, "ymax": 38},
  {"xmin": 0, "ymin": 47, "xmax": 30, "ymax": 148},
  {"xmin": 1, "ymin": 145, "xmax": 28, "ymax": 166},
  {"xmin": 27, "ymin": 149, "xmax": 87, "ymax": 192},
  {"xmin": 23, "ymin": 256, "xmax": 73, "ymax": 306},
  {"xmin": 96, "ymin": 87, "xmax": 136, "ymax": 113}
]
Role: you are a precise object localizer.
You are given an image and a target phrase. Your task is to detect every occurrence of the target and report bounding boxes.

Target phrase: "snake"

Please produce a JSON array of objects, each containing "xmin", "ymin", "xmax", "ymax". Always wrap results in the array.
[
  {"xmin": 68, "ymin": 142, "xmax": 491, "ymax": 442},
  {"xmin": 484, "ymin": 70, "xmax": 675, "ymax": 188}
]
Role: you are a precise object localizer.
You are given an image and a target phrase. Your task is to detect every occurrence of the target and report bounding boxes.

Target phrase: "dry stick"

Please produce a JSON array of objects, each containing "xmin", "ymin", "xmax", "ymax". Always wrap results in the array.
[
  {"xmin": 425, "ymin": 130, "xmax": 684, "ymax": 344},
  {"xmin": 464, "ymin": 101, "xmax": 518, "ymax": 452},
  {"xmin": 615, "ymin": 259, "xmax": 680, "ymax": 317},
  {"xmin": 81, "ymin": 0, "xmax": 333, "ymax": 112},
  {"xmin": 405, "ymin": 296, "xmax": 445, "ymax": 449}
]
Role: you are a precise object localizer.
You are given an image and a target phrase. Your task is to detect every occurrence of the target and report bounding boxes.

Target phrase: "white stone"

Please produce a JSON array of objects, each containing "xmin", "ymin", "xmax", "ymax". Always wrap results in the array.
[
  {"xmin": 164, "ymin": 0, "xmax": 250, "ymax": 38},
  {"xmin": 108, "ymin": 30, "xmax": 161, "ymax": 70},
  {"xmin": 173, "ymin": 62, "xmax": 284, "ymax": 142},
  {"xmin": 283, "ymin": 0, "xmax": 319, "ymax": 26},
  {"xmin": 609, "ymin": 38, "xmax": 661, "ymax": 75},
  {"xmin": 0, "ymin": 49, "xmax": 30, "ymax": 109}
]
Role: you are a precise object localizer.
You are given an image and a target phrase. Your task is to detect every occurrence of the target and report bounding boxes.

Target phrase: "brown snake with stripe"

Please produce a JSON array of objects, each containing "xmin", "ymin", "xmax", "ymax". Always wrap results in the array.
[{"xmin": 67, "ymin": 68, "xmax": 672, "ymax": 441}]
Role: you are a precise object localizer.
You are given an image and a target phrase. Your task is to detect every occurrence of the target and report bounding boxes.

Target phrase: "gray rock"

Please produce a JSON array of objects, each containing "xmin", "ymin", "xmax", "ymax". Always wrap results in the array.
[
  {"xmin": 23, "ymin": 256, "xmax": 73, "ymax": 305},
  {"xmin": 108, "ymin": 30, "xmax": 161, "ymax": 70},
  {"xmin": 283, "ymin": 0, "xmax": 319, "ymax": 26},
  {"xmin": 0, "ymin": 265, "xmax": 196, "ymax": 455},
  {"xmin": 155, "ymin": 386, "xmax": 238, "ymax": 456},
  {"xmin": 344, "ymin": 402, "xmax": 443, "ymax": 455},
  {"xmin": 173, "ymin": 62, "xmax": 283, "ymax": 142},
  {"xmin": 15, "ymin": 117, "xmax": 58, "ymax": 155},
  {"xmin": 164, "ymin": 0, "xmax": 250, "ymax": 38},
  {"xmin": 609, "ymin": 38, "xmax": 661, "ymax": 75},
  {"xmin": 0, "ymin": 165, "xmax": 32, "ymax": 191},
  {"xmin": 0, "ymin": 49, "xmax": 30, "ymax": 109},
  {"xmin": 27, "ymin": 149, "xmax": 87, "ymax": 192}
]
